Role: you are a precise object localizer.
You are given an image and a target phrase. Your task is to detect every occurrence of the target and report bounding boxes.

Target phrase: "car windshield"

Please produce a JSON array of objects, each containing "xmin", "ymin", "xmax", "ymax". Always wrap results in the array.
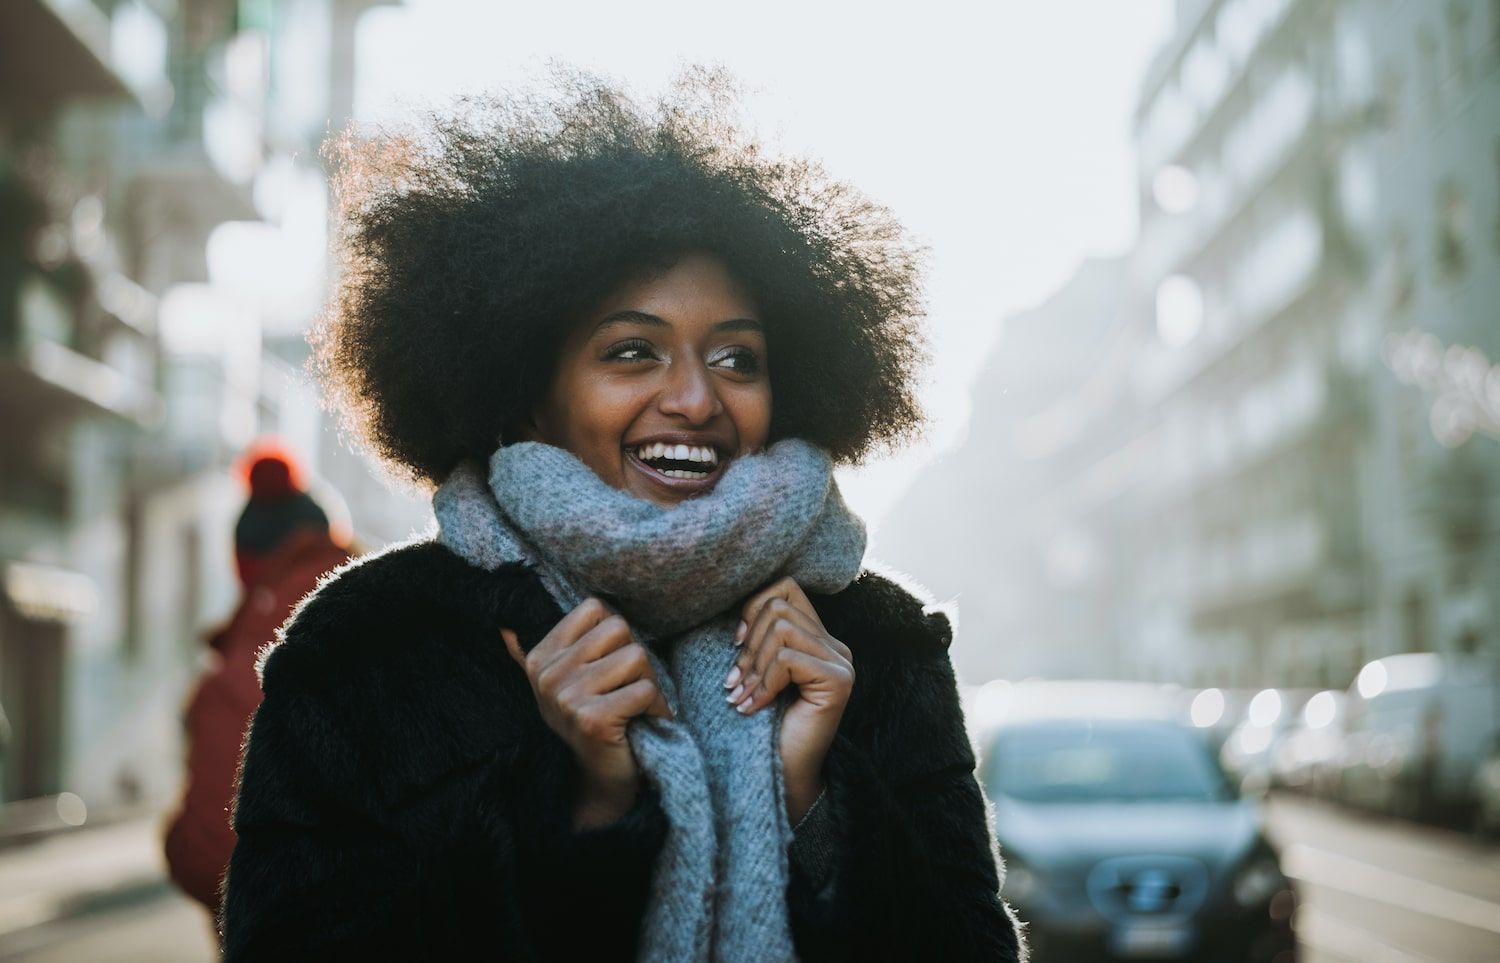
[{"xmin": 985, "ymin": 721, "xmax": 1230, "ymax": 804}]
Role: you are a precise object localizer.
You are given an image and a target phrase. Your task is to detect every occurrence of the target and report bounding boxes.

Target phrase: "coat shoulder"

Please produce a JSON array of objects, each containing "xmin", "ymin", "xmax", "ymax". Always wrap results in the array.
[
  {"xmin": 819, "ymin": 565, "xmax": 975, "ymax": 785},
  {"xmin": 246, "ymin": 538, "xmax": 552, "ymax": 807},
  {"xmin": 814, "ymin": 564, "xmax": 957, "ymax": 663},
  {"xmin": 255, "ymin": 537, "xmax": 549, "ymax": 695}
]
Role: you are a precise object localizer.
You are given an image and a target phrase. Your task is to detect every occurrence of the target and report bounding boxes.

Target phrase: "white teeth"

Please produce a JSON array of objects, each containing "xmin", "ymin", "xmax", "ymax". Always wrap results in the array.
[{"xmin": 631, "ymin": 442, "xmax": 720, "ymax": 467}]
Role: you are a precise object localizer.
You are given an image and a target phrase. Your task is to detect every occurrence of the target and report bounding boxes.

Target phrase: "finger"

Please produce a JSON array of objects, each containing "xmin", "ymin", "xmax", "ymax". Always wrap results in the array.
[
  {"xmin": 529, "ymin": 596, "xmax": 614, "ymax": 669},
  {"xmin": 500, "ymin": 627, "xmax": 523, "ymax": 666},
  {"xmin": 568, "ymin": 614, "xmax": 639, "ymax": 664},
  {"xmin": 741, "ymin": 596, "xmax": 818, "ymax": 663},
  {"xmin": 536, "ymin": 615, "xmax": 635, "ymax": 691},
  {"xmin": 752, "ymin": 601, "xmax": 824, "ymax": 664},
  {"xmin": 735, "ymin": 620, "xmax": 851, "ymax": 710},
  {"xmin": 647, "ymin": 687, "xmax": 675, "ymax": 721},
  {"xmin": 596, "ymin": 677, "xmax": 674, "ymax": 722},
  {"xmin": 733, "ymin": 648, "xmax": 848, "ymax": 714},
  {"xmin": 558, "ymin": 642, "xmax": 653, "ymax": 703},
  {"xmin": 725, "ymin": 599, "xmax": 823, "ymax": 691},
  {"xmin": 737, "ymin": 576, "xmax": 820, "ymax": 644},
  {"xmin": 759, "ymin": 605, "xmax": 850, "ymax": 664}
]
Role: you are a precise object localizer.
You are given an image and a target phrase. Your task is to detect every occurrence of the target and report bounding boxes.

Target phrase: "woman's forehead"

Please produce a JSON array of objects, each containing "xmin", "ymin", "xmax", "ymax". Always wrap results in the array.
[{"xmin": 582, "ymin": 254, "xmax": 763, "ymax": 336}]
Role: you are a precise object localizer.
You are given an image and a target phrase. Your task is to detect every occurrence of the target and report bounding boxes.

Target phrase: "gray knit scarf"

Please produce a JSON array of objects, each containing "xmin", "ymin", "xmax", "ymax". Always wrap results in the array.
[{"xmin": 432, "ymin": 438, "xmax": 866, "ymax": 962}]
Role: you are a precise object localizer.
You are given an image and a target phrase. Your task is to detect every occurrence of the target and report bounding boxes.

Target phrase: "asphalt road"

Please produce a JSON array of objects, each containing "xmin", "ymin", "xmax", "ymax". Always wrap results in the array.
[
  {"xmin": 6, "ymin": 793, "xmax": 1500, "ymax": 961},
  {"xmin": 1266, "ymin": 794, "xmax": 1500, "ymax": 962}
]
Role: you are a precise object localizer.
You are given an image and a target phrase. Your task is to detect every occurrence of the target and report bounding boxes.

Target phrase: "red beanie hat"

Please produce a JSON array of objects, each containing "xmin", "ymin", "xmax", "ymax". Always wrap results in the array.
[{"xmin": 234, "ymin": 443, "xmax": 328, "ymax": 586}]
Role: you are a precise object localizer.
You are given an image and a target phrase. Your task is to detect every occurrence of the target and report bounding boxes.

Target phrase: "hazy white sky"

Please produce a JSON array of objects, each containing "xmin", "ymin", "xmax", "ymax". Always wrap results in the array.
[{"xmin": 355, "ymin": 0, "xmax": 1173, "ymax": 532}]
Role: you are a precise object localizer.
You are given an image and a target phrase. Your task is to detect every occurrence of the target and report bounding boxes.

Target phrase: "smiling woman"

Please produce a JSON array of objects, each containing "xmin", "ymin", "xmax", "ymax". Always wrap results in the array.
[
  {"xmin": 310, "ymin": 68, "xmax": 926, "ymax": 492},
  {"xmin": 219, "ymin": 68, "xmax": 1025, "ymax": 963},
  {"xmin": 524, "ymin": 255, "xmax": 772, "ymax": 507}
]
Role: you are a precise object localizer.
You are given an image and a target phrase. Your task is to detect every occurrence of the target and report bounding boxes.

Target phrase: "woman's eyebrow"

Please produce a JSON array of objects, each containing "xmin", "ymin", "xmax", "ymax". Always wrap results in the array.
[
  {"xmin": 593, "ymin": 310, "xmax": 763, "ymax": 334},
  {"xmin": 713, "ymin": 317, "xmax": 764, "ymax": 333}
]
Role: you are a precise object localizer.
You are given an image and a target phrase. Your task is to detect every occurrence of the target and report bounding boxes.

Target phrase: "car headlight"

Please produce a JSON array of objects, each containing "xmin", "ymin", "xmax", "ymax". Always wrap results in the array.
[{"xmin": 1232, "ymin": 855, "xmax": 1287, "ymax": 908}]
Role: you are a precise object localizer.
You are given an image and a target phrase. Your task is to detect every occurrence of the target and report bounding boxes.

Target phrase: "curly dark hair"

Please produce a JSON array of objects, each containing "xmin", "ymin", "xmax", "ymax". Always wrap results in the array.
[{"xmin": 313, "ymin": 68, "xmax": 929, "ymax": 488}]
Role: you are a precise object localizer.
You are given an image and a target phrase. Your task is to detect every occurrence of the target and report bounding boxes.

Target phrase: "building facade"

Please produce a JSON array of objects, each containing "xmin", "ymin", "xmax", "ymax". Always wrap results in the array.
[
  {"xmin": 883, "ymin": 0, "xmax": 1500, "ymax": 690},
  {"xmin": 1129, "ymin": 0, "xmax": 1499, "ymax": 686},
  {"xmin": 0, "ymin": 0, "xmax": 424, "ymax": 829}
]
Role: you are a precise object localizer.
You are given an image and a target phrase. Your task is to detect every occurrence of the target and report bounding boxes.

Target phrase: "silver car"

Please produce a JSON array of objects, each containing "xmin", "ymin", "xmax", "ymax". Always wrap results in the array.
[{"xmin": 976, "ymin": 682, "xmax": 1297, "ymax": 962}]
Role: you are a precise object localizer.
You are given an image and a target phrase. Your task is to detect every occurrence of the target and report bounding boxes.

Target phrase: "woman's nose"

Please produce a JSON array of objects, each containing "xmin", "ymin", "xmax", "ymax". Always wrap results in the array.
[{"xmin": 658, "ymin": 358, "xmax": 724, "ymax": 424}]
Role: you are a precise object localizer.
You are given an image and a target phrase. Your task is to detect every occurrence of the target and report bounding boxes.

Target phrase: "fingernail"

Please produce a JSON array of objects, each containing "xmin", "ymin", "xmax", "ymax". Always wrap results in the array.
[
  {"xmin": 724, "ymin": 665, "xmax": 742, "ymax": 688},
  {"xmin": 735, "ymin": 620, "xmax": 747, "ymax": 642},
  {"xmin": 726, "ymin": 684, "xmax": 744, "ymax": 702},
  {"xmin": 736, "ymin": 696, "xmax": 753, "ymax": 714}
]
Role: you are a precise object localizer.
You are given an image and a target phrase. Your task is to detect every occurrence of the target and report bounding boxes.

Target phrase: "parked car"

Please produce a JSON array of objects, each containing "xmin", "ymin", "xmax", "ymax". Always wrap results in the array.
[
  {"xmin": 1472, "ymin": 736, "xmax": 1500, "ymax": 837},
  {"xmin": 1268, "ymin": 690, "xmax": 1347, "ymax": 798},
  {"xmin": 1334, "ymin": 653, "xmax": 1500, "ymax": 822},
  {"xmin": 1181, "ymin": 686, "xmax": 1259, "ymax": 756},
  {"xmin": 1219, "ymin": 689, "xmax": 1316, "ymax": 796},
  {"xmin": 978, "ymin": 681, "xmax": 1297, "ymax": 962}
]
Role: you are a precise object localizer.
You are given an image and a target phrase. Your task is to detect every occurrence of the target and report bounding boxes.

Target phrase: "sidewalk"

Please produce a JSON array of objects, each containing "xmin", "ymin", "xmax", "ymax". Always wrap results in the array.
[{"xmin": 0, "ymin": 812, "xmax": 179, "ymax": 957}]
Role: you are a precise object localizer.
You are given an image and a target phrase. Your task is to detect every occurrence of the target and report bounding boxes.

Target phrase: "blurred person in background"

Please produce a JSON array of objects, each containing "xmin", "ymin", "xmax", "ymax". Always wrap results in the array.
[
  {"xmin": 162, "ymin": 443, "xmax": 350, "ymax": 919},
  {"xmin": 219, "ymin": 69, "xmax": 1024, "ymax": 961}
]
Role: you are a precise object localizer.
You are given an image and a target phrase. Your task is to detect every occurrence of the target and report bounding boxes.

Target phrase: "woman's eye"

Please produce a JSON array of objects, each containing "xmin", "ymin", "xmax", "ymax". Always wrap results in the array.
[
  {"xmin": 713, "ymin": 347, "xmax": 762, "ymax": 374},
  {"xmin": 605, "ymin": 339, "xmax": 656, "ymax": 362}
]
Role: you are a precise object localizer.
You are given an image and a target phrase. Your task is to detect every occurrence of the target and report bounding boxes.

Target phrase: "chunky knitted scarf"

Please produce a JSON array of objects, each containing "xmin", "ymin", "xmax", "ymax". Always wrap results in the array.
[{"xmin": 432, "ymin": 438, "xmax": 866, "ymax": 962}]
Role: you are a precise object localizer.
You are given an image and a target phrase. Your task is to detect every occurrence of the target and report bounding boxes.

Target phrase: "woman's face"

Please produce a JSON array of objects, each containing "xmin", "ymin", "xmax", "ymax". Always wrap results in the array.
[{"xmin": 523, "ymin": 253, "xmax": 772, "ymax": 508}]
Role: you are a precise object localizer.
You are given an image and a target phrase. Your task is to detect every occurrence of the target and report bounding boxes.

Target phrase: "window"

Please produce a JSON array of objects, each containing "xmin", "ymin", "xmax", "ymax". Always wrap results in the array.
[
  {"xmin": 1377, "ymin": 62, "xmax": 1405, "ymax": 145},
  {"xmin": 1436, "ymin": 179, "xmax": 1469, "ymax": 280},
  {"xmin": 1403, "ymin": 590, "xmax": 1429, "ymax": 653},
  {"xmin": 1419, "ymin": 25, "xmax": 1441, "ymax": 108},
  {"xmin": 1494, "ymin": 142, "xmax": 1500, "ymax": 253},
  {"xmin": 180, "ymin": 523, "xmax": 201, "ymax": 650},
  {"xmin": 1447, "ymin": 2, "xmax": 1474, "ymax": 89}
]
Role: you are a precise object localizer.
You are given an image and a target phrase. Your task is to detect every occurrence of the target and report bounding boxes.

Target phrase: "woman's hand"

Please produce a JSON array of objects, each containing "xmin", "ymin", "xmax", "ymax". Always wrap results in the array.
[
  {"xmin": 501, "ymin": 598, "xmax": 673, "ymax": 830},
  {"xmin": 725, "ymin": 577, "xmax": 854, "ymax": 824}
]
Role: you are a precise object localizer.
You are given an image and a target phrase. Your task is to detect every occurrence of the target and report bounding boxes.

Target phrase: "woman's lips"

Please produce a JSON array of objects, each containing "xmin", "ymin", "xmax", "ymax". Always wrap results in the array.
[{"xmin": 624, "ymin": 447, "xmax": 727, "ymax": 498}]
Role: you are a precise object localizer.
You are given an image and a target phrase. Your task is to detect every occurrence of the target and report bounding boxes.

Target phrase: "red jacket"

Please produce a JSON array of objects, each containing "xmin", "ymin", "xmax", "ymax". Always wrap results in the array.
[{"xmin": 164, "ymin": 529, "xmax": 349, "ymax": 916}]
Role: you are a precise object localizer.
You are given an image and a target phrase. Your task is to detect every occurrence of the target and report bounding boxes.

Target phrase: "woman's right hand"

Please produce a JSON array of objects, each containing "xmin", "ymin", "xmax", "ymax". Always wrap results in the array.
[{"xmin": 501, "ymin": 598, "xmax": 672, "ymax": 830}]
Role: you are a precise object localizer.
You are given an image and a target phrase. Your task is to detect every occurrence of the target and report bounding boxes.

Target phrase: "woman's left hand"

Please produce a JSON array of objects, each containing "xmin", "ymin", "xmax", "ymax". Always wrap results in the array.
[{"xmin": 726, "ymin": 576, "xmax": 854, "ymax": 824}]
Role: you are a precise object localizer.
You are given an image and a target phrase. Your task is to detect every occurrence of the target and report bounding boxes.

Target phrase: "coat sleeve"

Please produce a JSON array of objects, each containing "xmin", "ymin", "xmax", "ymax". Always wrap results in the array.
[
  {"xmin": 163, "ymin": 658, "xmax": 255, "ymax": 916},
  {"xmin": 501, "ymin": 733, "xmax": 669, "ymax": 961},
  {"xmin": 220, "ymin": 560, "xmax": 667, "ymax": 962},
  {"xmin": 787, "ymin": 600, "xmax": 1027, "ymax": 962},
  {"xmin": 221, "ymin": 673, "xmax": 504, "ymax": 961}
]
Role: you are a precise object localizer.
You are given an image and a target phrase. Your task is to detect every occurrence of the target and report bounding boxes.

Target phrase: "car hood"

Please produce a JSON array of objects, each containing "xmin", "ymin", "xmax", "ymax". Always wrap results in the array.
[{"xmin": 993, "ymin": 796, "xmax": 1262, "ymax": 878}]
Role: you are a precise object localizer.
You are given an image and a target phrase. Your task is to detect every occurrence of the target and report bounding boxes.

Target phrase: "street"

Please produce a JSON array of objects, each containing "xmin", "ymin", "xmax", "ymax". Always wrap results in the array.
[
  {"xmin": 0, "ymin": 887, "xmax": 216, "ymax": 963},
  {"xmin": 1267, "ymin": 795, "xmax": 1500, "ymax": 962},
  {"xmin": 2, "ymin": 794, "xmax": 1499, "ymax": 961}
]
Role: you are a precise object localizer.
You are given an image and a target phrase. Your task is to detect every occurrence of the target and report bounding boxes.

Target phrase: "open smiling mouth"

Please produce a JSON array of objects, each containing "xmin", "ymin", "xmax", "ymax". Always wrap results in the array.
[{"xmin": 624, "ymin": 442, "xmax": 726, "ymax": 491}]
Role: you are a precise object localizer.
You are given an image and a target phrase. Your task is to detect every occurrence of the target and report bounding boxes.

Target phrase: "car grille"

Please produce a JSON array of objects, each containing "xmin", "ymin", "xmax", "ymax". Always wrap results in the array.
[{"xmin": 1085, "ymin": 855, "xmax": 1210, "ymax": 920}]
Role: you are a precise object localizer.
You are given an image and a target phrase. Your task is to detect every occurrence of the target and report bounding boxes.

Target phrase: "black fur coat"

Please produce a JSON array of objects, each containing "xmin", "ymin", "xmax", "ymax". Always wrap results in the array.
[{"xmin": 220, "ymin": 540, "xmax": 1026, "ymax": 961}]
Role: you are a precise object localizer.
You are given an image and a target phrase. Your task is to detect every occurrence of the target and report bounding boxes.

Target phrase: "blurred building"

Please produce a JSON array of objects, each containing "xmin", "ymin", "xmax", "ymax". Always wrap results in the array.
[
  {"xmin": 1345, "ymin": 0, "xmax": 1500, "ymax": 672},
  {"xmin": 885, "ymin": 0, "xmax": 1500, "ymax": 690},
  {"xmin": 0, "ymin": 0, "xmax": 424, "ymax": 830},
  {"xmin": 1130, "ymin": 0, "xmax": 1499, "ymax": 687},
  {"xmin": 878, "ymin": 258, "xmax": 1149, "ymax": 684},
  {"xmin": 1127, "ymin": 0, "xmax": 1375, "ymax": 689}
]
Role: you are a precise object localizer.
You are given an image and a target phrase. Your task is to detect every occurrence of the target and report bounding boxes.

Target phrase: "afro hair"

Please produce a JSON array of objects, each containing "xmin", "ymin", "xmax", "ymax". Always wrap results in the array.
[{"xmin": 313, "ymin": 67, "xmax": 930, "ymax": 488}]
